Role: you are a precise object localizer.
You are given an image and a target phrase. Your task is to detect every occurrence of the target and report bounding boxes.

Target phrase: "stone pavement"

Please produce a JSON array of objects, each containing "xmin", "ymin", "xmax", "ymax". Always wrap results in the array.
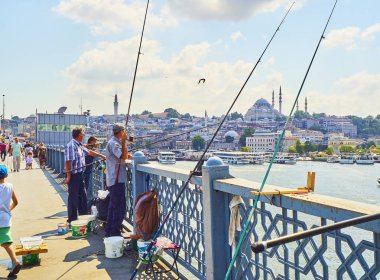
[{"xmin": 0, "ymin": 158, "xmax": 179, "ymax": 280}]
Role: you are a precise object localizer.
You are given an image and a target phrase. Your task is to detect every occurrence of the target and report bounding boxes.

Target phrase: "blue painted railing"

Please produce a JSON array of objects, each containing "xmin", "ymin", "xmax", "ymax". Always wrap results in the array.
[{"xmin": 46, "ymin": 147, "xmax": 380, "ymax": 280}]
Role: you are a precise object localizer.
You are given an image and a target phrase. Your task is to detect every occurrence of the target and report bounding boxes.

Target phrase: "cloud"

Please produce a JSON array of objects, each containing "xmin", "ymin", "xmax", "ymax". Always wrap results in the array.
[
  {"xmin": 361, "ymin": 23, "xmax": 380, "ymax": 41},
  {"xmin": 305, "ymin": 72, "xmax": 380, "ymax": 116},
  {"xmin": 231, "ymin": 31, "xmax": 244, "ymax": 41},
  {"xmin": 166, "ymin": 0, "xmax": 289, "ymax": 21},
  {"xmin": 324, "ymin": 22, "xmax": 380, "ymax": 50},
  {"xmin": 63, "ymin": 38, "xmax": 262, "ymax": 116},
  {"xmin": 323, "ymin": 27, "xmax": 360, "ymax": 50},
  {"xmin": 52, "ymin": 0, "xmax": 177, "ymax": 35}
]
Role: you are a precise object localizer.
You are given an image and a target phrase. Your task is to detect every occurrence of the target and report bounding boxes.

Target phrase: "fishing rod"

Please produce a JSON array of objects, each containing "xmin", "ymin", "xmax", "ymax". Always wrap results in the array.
[
  {"xmin": 126, "ymin": 0, "xmax": 150, "ymax": 129},
  {"xmin": 224, "ymin": 1, "xmax": 338, "ymax": 279},
  {"xmin": 129, "ymin": 3, "xmax": 294, "ymax": 279},
  {"xmin": 251, "ymin": 212, "xmax": 380, "ymax": 253}
]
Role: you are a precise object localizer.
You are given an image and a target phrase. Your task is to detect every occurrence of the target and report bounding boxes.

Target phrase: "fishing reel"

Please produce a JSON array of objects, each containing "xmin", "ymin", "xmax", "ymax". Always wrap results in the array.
[{"xmin": 94, "ymin": 161, "xmax": 106, "ymax": 171}]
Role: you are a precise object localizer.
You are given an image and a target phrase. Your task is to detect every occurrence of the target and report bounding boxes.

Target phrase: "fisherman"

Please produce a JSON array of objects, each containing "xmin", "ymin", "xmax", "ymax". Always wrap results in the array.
[
  {"xmin": 105, "ymin": 123, "xmax": 131, "ymax": 237},
  {"xmin": 83, "ymin": 136, "xmax": 98, "ymax": 211},
  {"xmin": 64, "ymin": 127, "xmax": 105, "ymax": 226}
]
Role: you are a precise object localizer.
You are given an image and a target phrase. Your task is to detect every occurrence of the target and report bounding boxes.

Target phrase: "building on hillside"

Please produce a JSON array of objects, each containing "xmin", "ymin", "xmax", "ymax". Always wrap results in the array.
[
  {"xmin": 321, "ymin": 117, "xmax": 357, "ymax": 138},
  {"xmin": 282, "ymin": 136, "xmax": 299, "ymax": 152},
  {"xmin": 175, "ymin": 140, "xmax": 192, "ymax": 150},
  {"xmin": 328, "ymin": 133, "xmax": 361, "ymax": 153},
  {"xmin": 246, "ymin": 131, "xmax": 281, "ymax": 152},
  {"xmin": 245, "ymin": 98, "xmax": 281, "ymax": 122},
  {"xmin": 293, "ymin": 130, "xmax": 324, "ymax": 144}
]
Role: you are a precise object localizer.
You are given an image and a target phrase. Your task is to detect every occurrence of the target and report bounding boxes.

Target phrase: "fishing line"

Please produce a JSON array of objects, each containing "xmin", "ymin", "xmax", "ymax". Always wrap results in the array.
[
  {"xmin": 224, "ymin": 1, "xmax": 338, "ymax": 279},
  {"xmin": 129, "ymin": 2, "xmax": 295, "ymax": 279}
]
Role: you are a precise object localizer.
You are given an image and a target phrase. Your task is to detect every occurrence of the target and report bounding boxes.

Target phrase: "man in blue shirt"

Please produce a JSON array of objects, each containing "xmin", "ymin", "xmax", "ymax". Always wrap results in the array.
[
  {"xmin": 105, "ymin": 124, "xmax": 131, "ymax": 237},
  {"xmin": 10, "ymin": 138, "xmax": 23, "ymax": 172},
  {"xmin": 64, "ymin": 128, "xmax": 105, "ymax": 224}
]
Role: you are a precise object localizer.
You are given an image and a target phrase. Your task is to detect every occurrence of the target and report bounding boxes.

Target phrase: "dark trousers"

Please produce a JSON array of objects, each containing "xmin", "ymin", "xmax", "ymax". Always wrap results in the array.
[
  {"xmin": 105, "ymin": 183, "xmax": 126, "ymax": 237},
  {"xmin": 83, "ymin": 171, "xmax": 93, "ymax": 207},
  {"xmin": 1, "ymin": 151, "xmax": 5, "ymax": 161},
  {"xmin": 67, "ymin": 173, "xmax": 87, "ymax": 223}
]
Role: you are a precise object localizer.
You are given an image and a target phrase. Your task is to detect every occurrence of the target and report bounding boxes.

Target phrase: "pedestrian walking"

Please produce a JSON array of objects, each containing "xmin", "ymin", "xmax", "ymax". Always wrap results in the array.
[
  {"xmin": 10, "ymin": 138, "xmax": 22, "ymax": 172},
  {"xmin": 0, "ymin": 165, "xmax": 22, "ymax": 278},
  {"xmin": 105, "ymin": 123, "xmax": 132, "ymax": 237},
  {"xmin": 64, "ymin": 128, "xmax": 105, "ymax": 225},
  {"xmin": 0, "ymin": 141, "xmax": 6, "ymax": 162},
  {"xmin": 37, "ymin": 143, "xmax": 47, "ymax": 169}
]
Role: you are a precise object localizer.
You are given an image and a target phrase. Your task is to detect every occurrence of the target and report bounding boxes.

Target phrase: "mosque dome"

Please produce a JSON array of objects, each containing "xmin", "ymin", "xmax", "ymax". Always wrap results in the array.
[
  {"xmin": 224, "ymin": 130, "xmax": 239, "ymax": 139},
  {"xmin": 245, "ymin": 97, "xmax": 280, "ymax": 121},
  {"xmin": 254, "ymin": 98, "xmax": 271, "ymax": 108}
]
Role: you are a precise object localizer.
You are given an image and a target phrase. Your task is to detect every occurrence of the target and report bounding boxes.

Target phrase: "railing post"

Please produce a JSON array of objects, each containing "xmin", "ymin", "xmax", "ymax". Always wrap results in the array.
[
  {"xmin": 132, "ymin": 151, "xmax": 148, "ymax": 231},
  {"xmin": 202, "ymin": 157, "xmax": 231, "ymax": 280},
  {"xmin": 372, "ymin": 233, "xmax": 380, "ymax": 279}
]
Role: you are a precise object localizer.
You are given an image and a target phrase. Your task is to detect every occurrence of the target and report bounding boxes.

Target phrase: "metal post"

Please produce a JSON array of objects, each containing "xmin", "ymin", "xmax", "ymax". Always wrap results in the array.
[
  {"xmin": 131, "ymin": 151, "xmax": 148, "ymax": 233},
  {"xmin": 202, "ymin": 157, "xmax": 231, "ymax": 280}
]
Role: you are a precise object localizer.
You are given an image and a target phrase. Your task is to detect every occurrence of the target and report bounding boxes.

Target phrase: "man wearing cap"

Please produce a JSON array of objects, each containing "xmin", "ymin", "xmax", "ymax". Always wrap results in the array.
[
  {"xmin": 64, "ymin": 127, "xmax": 105, "ymax": 225},
  {"xmin": 105, "ymin": 123, "xmax": 131, "ymax": 237}
]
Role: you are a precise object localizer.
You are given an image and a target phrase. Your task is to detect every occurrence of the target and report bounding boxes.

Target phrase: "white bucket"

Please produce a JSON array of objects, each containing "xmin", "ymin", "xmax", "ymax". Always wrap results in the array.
[
  {"xmin": 104, "ymin": 236, "xmax": 124, "ymax": 258},
  {"xmin": 78, "ymin": 215, "xmax": 96, "ymax": 222}
]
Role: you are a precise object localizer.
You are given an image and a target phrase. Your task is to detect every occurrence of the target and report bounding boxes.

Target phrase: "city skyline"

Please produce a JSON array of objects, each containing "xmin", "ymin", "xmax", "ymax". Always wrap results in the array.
[{"xmin": 1, "ymin": 0, "xmax": 380, "ymax": 118}]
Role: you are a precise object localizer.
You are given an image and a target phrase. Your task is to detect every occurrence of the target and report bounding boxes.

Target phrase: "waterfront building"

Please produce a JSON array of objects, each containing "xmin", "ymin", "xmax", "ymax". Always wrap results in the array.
[
  {"xmin": 246, "ymin": 131, "xmax": 281, "ymax": 152},
  {"xmin": 175, "ymin": 140, "xmax": 192, "ymax": 150},
  {"xmin": 293, "ymin": 129, "xmax": 324, "ymax": 144},
  {"xmin": 328, "ymin": 133, "xmax": 361, "ymax": 153}
]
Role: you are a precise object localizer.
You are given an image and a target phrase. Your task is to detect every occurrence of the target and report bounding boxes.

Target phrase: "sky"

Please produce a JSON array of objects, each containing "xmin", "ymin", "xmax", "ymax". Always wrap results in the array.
[{"xmin": 1, "ymin": 0, "xmax": 380, "ymax": 119}]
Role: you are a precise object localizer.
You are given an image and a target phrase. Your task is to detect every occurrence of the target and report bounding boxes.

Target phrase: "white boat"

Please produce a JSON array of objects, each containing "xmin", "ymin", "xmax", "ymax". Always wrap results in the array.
[
  {"xmin": 158, "ymin": 151, "xmax": 176, "ymax": 164},
  {"xmin": 339, "ymin": 154, "xmax": 354, "ymax": 164},
  {"xmin": 373, "ymin": 155, "xmax": 380, "ymax": 163},
  {"xmin": 273, "ymin": 153, "xmax": 297, "ymax": 165},
  {"xmin": 246, "ymin": 153, "xmax": 265, "ymax": 164},
  {"xmin": 212, "ymin": 151, "xmax": 250, "ymax": 165},
  {"xmin": 356, "ymin": 154, "xmax": 374, "ymax": 165},
  {"xmin": 327, "ymin": 155, "xmax": 340, "ymax": 163}
]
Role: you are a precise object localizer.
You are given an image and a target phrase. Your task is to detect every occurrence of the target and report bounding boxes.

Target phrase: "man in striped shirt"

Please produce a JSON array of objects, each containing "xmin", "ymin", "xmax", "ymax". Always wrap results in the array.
[{"xmin": 64, "ymin": 127, "xmax": 105, "ymax": 224}]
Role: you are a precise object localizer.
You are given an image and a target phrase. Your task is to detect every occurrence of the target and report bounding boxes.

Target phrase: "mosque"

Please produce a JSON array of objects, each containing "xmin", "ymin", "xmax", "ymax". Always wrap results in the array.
[{"xmin": 245, "ymin": 87, "xmax": 284, "ymax": 121}]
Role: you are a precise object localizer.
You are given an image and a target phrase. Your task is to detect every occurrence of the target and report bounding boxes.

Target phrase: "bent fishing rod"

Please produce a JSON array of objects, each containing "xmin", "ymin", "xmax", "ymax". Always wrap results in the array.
[
  {"xmin": 224, "ymin": 1, "xmax": 338, "ymax": 279},
  {"xmin": 251, "ymin": 212, "xmax": 380, "ymax": 253},
  {"xmin": 129, "ymin": 2, "xmax": 294, "ymax": 279}
]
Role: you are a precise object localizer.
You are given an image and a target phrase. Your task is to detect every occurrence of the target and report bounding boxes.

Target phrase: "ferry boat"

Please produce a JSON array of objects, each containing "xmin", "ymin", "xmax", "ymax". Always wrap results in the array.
[
  {"xmin": 212, "ymin": 151, "xmax": 250, "ymax": 165},
  {"xmin": 158, "ymin": 151, "xmax": 176, "ymax": 164},
  {"xmin": 373, "ymin": 154, "xmax": 380, "ymax": 163},
  {"xmin": 246, "ymin": 152, "xmax": 265, "ymax": 164},
  {"xmin": 327, "ymin": 155, "xmax": 340, "ymax": 163},
  {"xmin": 356, "ymin": 154, "xmax": 374, "ymax": 165},
  {"xmin": 339, "ymin": 154, "xmax": 355, "ymax": 164},
  {"xmin": 273, "ymin": 153, "xmax": 297, "ymax": 165},
  {"xmin": 171, "ymin": 149, "xmax": 186, "ymax": 161}
]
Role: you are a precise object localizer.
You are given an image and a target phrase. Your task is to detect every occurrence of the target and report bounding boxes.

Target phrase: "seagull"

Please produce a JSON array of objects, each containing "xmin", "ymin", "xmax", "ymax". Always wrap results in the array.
[{"xmin": 198, "ymin": 78, "xmax": 206, "ymax": 84}]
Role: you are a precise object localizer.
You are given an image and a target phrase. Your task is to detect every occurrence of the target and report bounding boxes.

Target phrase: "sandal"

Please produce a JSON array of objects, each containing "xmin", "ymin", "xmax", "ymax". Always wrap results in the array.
[{"xmin": 8, "ymin": 263, "xmax": 22, "ymax": 278}]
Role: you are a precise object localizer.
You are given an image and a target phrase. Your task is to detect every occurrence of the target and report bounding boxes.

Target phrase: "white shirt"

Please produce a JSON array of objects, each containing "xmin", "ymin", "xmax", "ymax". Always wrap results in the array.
[{"xmin": 0, "ymin": 183, "xmax": 13, "ymax": 227}]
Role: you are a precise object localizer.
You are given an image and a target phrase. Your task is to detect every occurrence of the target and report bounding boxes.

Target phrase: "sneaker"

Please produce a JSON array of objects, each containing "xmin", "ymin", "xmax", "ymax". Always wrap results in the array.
[{"xmin": 8, "ymin": 262, "xmax": 21, "ymax": 278}]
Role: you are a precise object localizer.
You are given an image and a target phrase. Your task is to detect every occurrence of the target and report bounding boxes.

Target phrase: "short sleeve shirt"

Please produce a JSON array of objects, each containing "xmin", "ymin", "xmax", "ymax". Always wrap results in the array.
[
  {"xmin": 11, "ymin": 143, "xmax": 22, "ymax": 157},
  {"xmin": 0, "ymin": 183, "xmax": 13, "ymax": 227},
  {"xmin": 105, "ymin": 136, "xmax": 126, "ymax": 186},
  {"xmin": 64, "ymin": 139, "xmax": 88, "ymax": 174}
]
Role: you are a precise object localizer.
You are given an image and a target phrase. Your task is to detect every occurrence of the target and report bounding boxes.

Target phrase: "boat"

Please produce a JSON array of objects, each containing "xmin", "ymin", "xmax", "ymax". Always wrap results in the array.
[
  {"xmin": 171, "ymin": 149, "xmax": 186, "ymax": 161},
  {"xmin": 157, "ymin": 151, "xmax": 176, "ymax": 164},
  {"xmin": 373, "ymin": 154, "xmax": 380, "ymax": 163},
  {"xmin": 212, "ymin": 151, "xmax": 250, "ymax": 165},
  {"xmin": 327, "ymin": 155, "xmax": 340, "ymax": 163},
  {"xmin": 356, "ymin": 154, "xmax": 374, "ymax": 165},
  {"xmin": 273, "ymin": 153, "xmax": 297, "ymax": 165},
  {"xmin": 339, "ymin": 154, "xmax": 354, "ymax": 164},
  {"xmin": 246, "ymin": 152, "xmax": 265, "ymax": 164}
]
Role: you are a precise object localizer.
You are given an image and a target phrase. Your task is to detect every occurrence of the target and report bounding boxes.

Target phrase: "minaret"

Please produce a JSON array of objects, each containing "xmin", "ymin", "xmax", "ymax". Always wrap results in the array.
[
  {"xmin": 305, "ymin": 97, "xmax": 308, "ymax": 113},
  {"xmin": 279, "ymin": 86, "xmax": 282, "ymax": 115},
  {"xmin": 272, "ymin": 90, "xmax": 275, "ymax": 108},
  {"xmin": 114, "ymin": 94, "xmax": 118, "ymax": 116},
  {"xmin": 205, "ymin": 110, "xmax": 208, "ymax": 129}
]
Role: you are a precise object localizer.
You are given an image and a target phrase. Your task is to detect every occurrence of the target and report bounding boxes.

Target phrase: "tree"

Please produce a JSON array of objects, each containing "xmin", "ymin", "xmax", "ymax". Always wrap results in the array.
[
  {"xmin": 288, "ymin": 146, "xmax": 297, "ymax": 153},
  {"xmin": 142, "ymin": 110, "xmax": 151, "ymax": 115},
  {"xmin": 182, "ymin": 113, "xmax": 191, "ymax": 119},
  {"xmin": 312, "ymin": 112, "xmax": 326, "ymax": 118},
  {"xmin": 238, "ymin": 128, "xmax": 255, "ymax": 147},
  {"xmin": 339, "ymin": 145, "xmax": 356, "ymax": 153},
  {"xmin": 309, "ymin": 125, "xmax": 327, "ymax": 134},
  {"xmin": 192, "ymin": 136, "xmax": 205, "ymax": 151},
  {"xmin": 325, "ymin": 147, "xmax": 334, "ymax": 155},
  {"xmin": 230, "ymin": 112, "xmax": 243, "ymax": 120},
  {"xmin": 164, "ymin": 108, "xmax": 180, "ymax": 118},
  {"xmin": 225, "ymin": 135, "xmax": 234, "ymax": 143},
  {"xmin": 295, "ymin": 140, "xmax": 304, "ymax": 155},
  {"xmin": 294, "ymin": 110, "xmax": 311, "ymax": 119},
  {"xmin": 240, "ymin": 146, "xmax": 252, "ymax": 152},
  {"xmin": 148, "ymin": 113, "xmax": 154, "ymax": 118},
  {"xmin": 304, "ymin": 141, "xmax": 317, "ymax": 153}
]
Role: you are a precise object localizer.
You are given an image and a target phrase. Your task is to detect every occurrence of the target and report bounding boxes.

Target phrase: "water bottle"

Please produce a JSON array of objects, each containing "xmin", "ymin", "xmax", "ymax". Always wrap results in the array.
[{"xmin": 91, "ymin": 205, "xmax": 98, "ymax": 217}]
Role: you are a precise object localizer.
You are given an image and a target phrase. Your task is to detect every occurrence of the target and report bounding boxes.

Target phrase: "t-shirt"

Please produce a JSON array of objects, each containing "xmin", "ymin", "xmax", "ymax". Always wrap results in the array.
[
  {"xmin": 0, "ymin": 143, "xmax": 6, "ymax": 152},
  {"xmin": 12, "ymin": 143, "xmax": 22, "ymax": 157},
  {"xmin": 26, "ymin": 156, "xmax": 33, "ymax": 165},
  {"xmin": 0, "ymin": 183, "xmax": 13, "ymax": 227}
]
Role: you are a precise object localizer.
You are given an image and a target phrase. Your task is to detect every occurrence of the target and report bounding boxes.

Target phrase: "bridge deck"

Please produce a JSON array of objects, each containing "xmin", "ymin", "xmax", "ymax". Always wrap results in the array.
[{"xmin": 0, "ymin": 158, "xmax": 177, "ymax": 279}]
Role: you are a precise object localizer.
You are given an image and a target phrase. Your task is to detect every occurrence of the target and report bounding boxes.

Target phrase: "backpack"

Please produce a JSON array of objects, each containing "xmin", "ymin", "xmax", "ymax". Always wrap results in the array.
[{"xmin": 134, "ymin": 190, "xmax": 160, "ymax": 241}]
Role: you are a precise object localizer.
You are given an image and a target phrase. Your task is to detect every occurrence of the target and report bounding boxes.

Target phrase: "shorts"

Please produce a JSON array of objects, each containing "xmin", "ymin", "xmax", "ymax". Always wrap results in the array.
[{"xmin": 0, "ymin": 227, "xmax": 13, "ymax": 245}]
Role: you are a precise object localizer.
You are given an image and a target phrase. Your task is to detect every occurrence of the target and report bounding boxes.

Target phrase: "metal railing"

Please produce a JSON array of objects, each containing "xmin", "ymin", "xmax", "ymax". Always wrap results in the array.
[{"xmin": 45, "ymin": 148, "xmax": 380, "ymax": 280}]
